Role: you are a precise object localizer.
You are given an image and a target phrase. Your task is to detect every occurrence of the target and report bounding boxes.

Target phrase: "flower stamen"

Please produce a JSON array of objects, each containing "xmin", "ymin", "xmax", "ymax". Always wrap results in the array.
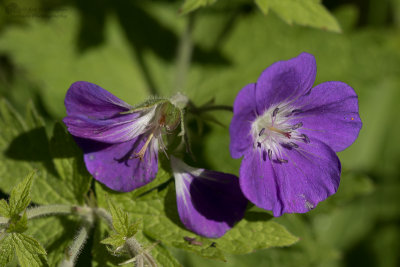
[{"xmin": 135, "ymin": 132, "xmax": 155, "ymax": 161}]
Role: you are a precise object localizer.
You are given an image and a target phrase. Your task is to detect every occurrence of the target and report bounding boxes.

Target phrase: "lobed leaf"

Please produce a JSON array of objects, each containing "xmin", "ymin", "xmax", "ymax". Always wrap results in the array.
[
  {"xmin": 217, "ymin": 212, "xmax": 299, "ymax": 254},
  {"xmin": 11, "ymin": 233, "xmax": 47, "ymax": 267},
  {"xmin": 0, "ymin": 234, "xmax": 14, "ymax": 267},
  {"xmin": 255, "ymin": 0, "xmax": 341, "ymax": 32},
  {"xmin": 96, "ymin": 172, "xmax": 298, "ymax": 261},
  {"xmin": 9, "ymin": 170, "xmax": 34, "ymax": 216},
  {"xmin": 0, "ymin": 100, "xmax": 91, "ymax": 205},
  {"xmin": 7, "ymin": 212, "xmax": 28, "ymax": 234},
  {"xmin": 180, "ymin": 0, "xmax": 218, "ymax": 14},
  {"xmin": 107, "ymin": 198, "xmax": 131, "ymax": 236},
  {"xmin": 0, "ymin": 199, "xmax": 10, "ymax": 218}
]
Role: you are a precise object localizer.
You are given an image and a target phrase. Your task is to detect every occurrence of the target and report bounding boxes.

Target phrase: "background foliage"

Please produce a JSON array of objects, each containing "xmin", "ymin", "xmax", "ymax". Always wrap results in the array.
[{"xmin": 0, "ymin": 0, "xmax": 400, "ymax": 266}]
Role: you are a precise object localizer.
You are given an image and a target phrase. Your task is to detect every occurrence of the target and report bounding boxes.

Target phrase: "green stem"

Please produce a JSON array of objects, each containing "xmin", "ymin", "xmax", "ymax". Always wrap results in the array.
[
  {"xmin": 174, "ymin": 13, "xmax": 195, "ymax": 92},
  {"xmin": 0, "ymin": 217, "xmax": 8, "ymax": 225},
  {"xmin": 190, "ymin": 104, "xmax": 233, "ymax": 113},
  {"xmin": 26, "ymin": 204, "xmax": 75, "ymax": 220},
  {"xmin": 58, "ymin": 213, "xmax": 94, "ymax": 267}
]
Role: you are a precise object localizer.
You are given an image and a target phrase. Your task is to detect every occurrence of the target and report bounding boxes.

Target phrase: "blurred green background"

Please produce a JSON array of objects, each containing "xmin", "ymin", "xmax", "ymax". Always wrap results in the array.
[{"xmin": 0, "ymin": 0, "xmax": 399, "ymax": 266}]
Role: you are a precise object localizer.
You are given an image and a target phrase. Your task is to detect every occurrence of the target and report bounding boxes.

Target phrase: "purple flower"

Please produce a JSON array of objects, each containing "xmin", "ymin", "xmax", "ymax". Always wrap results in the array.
[
  {"xmin": 229, "ymin": 53, "xmax": 362, "ymax": 216},
  {"xmin": 63, "ymin": 81, "xmax": 179, "ymax": 192},
  {"xmin": 170, "ymin": 156, "xmax": 247, "ymax": 238}
]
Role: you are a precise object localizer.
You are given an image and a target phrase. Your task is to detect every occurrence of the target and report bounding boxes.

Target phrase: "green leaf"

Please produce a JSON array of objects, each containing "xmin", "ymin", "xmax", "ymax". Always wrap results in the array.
[
  {"xmin": 49, "ymin": 123, "xmax": 92, "ymax": 205},
  {"xmin": 107, "ymin": 198, "xmax": 131, "ymax": 236},
  {"xmin": 0, "ymin": 234, "xmax": 15, "ymax": 267},
  {"xmin": 180, "ymin": 0, "xmax": 218, "ymax": 14},
  {"xmin": 0, "ymin": 100, "xmax": 91, "ymax": 205},
  {"xmin": 11, "ymin": 233, "xmax": 47, "ymax": 267},
  {"xmin": 96, "ymin": 168, "xmax": 297, "ymax": 261},
  {"xmin": 0, "ymin": 199, "xmax": 10, "ymax": 218},
  {"xmin": 7, "ymin": 212, "xmax": 28, "ymax": 234},
  {"xmin": 255, "ymin": 0, "xmax": 341, "ymax": 32},
  {"xmin": 9, "ymin": 170, "xmax": 34, "ymax": 216},
  {"xmin": 25, "ymin": 216, "xmax": 81, "ymax": 266},
  {"xmin": 217, "ymin": 212, "xmax": 298, "ymax": 254},
  {"xmin": 101, "ymin": 233, "xmax": 126, "ymax": 248}
]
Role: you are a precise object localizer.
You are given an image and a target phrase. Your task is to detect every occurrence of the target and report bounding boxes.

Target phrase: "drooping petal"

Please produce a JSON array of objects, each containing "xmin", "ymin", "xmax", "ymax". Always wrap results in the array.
[
  {"xmin": 230, "ymin": 83, "xmax": 257, "ymax": 158},
  {"xmin": 255, "ymin": 53, "xmax": 316, "ymax": 114},
  {"xmin": 240, "ymin": 138, "xmax": 340, "ymax": 217},
  {"xmin": 63, "ymin": 106, "xmax": 156, "ymax": 143},
  {"xmin": 65, "ymin": 81, "xmax": 133, "ymax": 118},
  {"xmin": 75, "ymin": 136, "xmax": 158, "ymax": 192},
  {"xmin": 289, "ymin": 81, "xmax": 362, "ymax": 152},
  {"xmin": 171, "ymin": 157, "xmax": 247, "ymax": 238}
]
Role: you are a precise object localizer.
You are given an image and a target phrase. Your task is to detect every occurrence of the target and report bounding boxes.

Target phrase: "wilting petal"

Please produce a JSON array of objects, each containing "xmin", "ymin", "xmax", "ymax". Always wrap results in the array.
[
  {"xmin": 63, "ymin": 106, "xmax": 156, "ymax": 143},
  {"xmin": 289, "ymin": 81, "xmax": 362, "ymax": 151},
  {"xmin": 171, "ymin": 157, "xmax": 247, "ymax": 238},
  {"xmin": 256, "ymin": 53, "xmax": 316, "ymax": 113},
  {"xmin": 240, "ymin": 138, "xmax": 340, "ymax": 216},
  {"xmin": 75, "ymin": 136, "xmax": 158, "ymax": 192},
  {"xmin": 65, "ymin": 81, "xmax": 132, "ymax": 118}
]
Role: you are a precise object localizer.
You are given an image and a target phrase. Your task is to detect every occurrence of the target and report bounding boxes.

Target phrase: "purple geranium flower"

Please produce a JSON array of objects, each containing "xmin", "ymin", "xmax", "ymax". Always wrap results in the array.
[
  {"xmin": 229, "ymin": 53, "xmax": 362, "ymax": 216},
  {"xmin": 170, "ymin": 156, "xmax": 247, "ymax": 238},
  {"xmin": 63, "ymin": 81, "xmax": 179, "ymax": 192},
  {"xmin": 63, "ymin": 81, "xmax": 246, "ymax": 238}
]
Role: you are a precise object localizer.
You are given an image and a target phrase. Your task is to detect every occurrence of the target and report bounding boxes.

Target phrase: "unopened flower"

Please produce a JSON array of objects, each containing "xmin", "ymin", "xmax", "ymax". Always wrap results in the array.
[
  {"xmin": 63, "ymin": 81, "xmax": 182, "ymax": 192},
  {"xmin": 230, "ymin": 53, "xmax": 362, "ymax": 216},
  {"xmin": 170, "ymin": 156, "xmax": 247, "ymax": 238}
]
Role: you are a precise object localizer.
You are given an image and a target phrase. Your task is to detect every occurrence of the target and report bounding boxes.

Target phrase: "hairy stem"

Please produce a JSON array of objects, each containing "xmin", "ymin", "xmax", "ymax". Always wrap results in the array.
[
  {"xmin": 58, "ymin": 213, "xmax": 94, "ymax": 267},
  {"xmin": 174, "ymin": 14, "xmax": 195, "ymax": 92},
  {"xmin": 26, "ymin": 204, "xmax": 75, "ymax": 219}
]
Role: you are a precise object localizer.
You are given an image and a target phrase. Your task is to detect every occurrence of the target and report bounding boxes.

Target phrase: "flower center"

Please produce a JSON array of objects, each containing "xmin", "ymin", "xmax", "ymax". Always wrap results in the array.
[{"xmin": 251, "ymin": 105, "xmax": 309, "ymax": 163}]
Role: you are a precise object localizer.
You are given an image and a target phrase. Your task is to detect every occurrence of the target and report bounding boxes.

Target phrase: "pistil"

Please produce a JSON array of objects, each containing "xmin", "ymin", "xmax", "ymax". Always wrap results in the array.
[{"xmin": 268, "ymin": 126, "xmax": 291, "ymax": 139}]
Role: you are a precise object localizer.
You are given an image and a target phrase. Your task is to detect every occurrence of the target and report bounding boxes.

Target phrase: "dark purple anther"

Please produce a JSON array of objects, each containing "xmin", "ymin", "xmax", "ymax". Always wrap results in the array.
[
  {"xmin": 291, "ymin": 122, "xmax": 303, "ymax": 130},
  {"xmin": 301, "ymin": 133, "xmax": 310, "ymax": 143},
  {"xmin": 259, "ymin": 128, "xmax": 265, "ymax": 136},
  {"xmin": 272, "ymin": 107, "xmax": 279, "ymax": 117}
]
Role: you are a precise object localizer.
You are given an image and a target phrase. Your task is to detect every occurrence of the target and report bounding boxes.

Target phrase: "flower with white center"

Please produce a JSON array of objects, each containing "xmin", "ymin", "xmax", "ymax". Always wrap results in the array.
[
  {"xmin": 63, "ymin": 81, "xmax": 181, "ymax": 192},
  {"xmin": 229, "ymin": 53, "xmax": 362, "ymax": 216}
]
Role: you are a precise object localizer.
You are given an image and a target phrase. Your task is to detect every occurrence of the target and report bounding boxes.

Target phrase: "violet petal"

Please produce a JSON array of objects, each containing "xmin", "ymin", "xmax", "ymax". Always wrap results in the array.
[
  {"xmin": 255, "ymin": 53, "xmax": 316, "ymax": 114},
  {"xmin": 171, "ymin": 157, "xmax": 247, "ymax": 238},
  {"xmin": 63, "ymin": 107, "xmax": 155, "ymax": 143},
  {"xmin": 76, "ymin": 136, "xmax": 158, "ymax": 192},
  {"xmin": 240, "ymin": 138, "xmax": 340, "ymax": 216},
  {"xmin": 230, "ymin": 83, "xmax": 257, "ymax": 158},
  {"xmin": 65, "ymin": 81, "xmax": 132, "ymax": 118},
  {"xmin": 289, "ymin": 81, "xmax": 362, "ymax": 151}
]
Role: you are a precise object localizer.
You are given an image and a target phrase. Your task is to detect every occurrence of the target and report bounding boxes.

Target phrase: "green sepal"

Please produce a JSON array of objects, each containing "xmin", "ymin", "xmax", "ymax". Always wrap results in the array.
[{"xmin": 159, "ymin": 102, "xmax": 182, "ymax": 133}]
